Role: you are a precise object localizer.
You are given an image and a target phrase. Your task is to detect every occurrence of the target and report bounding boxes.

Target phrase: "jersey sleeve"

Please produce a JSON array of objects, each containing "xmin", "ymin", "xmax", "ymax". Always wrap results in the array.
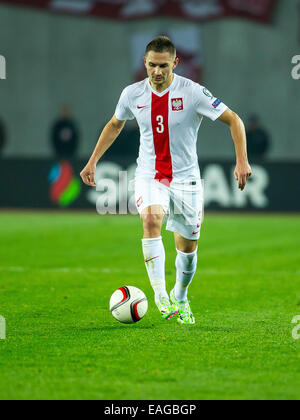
[
  {"xmin": 115, "ymin": 87, "xmax": 135, "ymax": 121},
  {"xmin": 193, "ymin": 84, "xmax": 228, "ymax": 121}
]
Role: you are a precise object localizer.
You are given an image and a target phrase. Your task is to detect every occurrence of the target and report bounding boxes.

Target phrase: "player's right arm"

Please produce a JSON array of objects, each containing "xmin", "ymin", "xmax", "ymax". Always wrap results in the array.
[{"xmin": 80, "ymin": 115, "xmax": 126, "ymax": 187}]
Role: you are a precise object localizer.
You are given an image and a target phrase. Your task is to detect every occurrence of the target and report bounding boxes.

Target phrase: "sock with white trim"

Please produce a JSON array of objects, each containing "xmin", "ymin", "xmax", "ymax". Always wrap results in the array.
[
  {"xmin": 142, "ymin": 237, "xmax": 169, "ymax": 304},
  {"xmin": 174, "ymin": 248, "xmax": 198, "ymax": 302}
]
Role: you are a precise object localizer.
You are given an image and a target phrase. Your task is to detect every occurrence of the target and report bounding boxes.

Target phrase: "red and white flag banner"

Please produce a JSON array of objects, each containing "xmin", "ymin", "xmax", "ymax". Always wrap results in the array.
[{"xmin": 0, "ymin": 0, "xmax": 277, "ymax": 24}]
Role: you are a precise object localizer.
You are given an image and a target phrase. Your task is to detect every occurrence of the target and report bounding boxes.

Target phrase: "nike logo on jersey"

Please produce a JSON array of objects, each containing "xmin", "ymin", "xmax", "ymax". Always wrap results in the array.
[
  {"xmin": 137, "ymin": 105, "xmax": 148, "ymax": 109},
  {"xmin": 137, "ymin": 196, "xmax": 143, "ymax": 208},
  {"xmin": 145, "ymin": 256, "xmax": 159, "ymax": 263},
  {"xmin": 192, "ymin": 231, "xmax": 200, "ymax": 235}
]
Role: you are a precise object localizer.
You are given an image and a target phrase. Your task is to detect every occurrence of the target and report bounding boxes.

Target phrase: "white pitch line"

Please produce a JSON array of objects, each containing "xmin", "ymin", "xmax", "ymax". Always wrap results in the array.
[
  {"xmin": 0, "ymin": 267, "xmax": 299, "ymax": 276},
  {"xmin": 0, "ymin": 266, "xmax": 26, "ymax": 272},
  {"xmin": 199, "ymin": 269, "xmax": 300, "ymax": 276},
  {"xmin": 0, "ymin": 267, "xmax": 136, "ymax": 274}
]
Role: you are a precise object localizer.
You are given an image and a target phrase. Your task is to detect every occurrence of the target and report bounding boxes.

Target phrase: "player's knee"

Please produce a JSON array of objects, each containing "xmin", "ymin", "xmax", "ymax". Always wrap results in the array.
[
  {"xmin": 142, "ymin": 213, "xmax": 163, "ymax": 236},
  {"xmin": 178, "ymin": 241, "xmax": 198, "ymax": 254}
]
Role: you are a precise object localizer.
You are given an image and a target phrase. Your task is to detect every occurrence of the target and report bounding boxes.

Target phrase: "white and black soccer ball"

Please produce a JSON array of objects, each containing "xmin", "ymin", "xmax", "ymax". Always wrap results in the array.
[{"xmin": 110, "ymin": 286, "xmax": 148, "ymax": 324}]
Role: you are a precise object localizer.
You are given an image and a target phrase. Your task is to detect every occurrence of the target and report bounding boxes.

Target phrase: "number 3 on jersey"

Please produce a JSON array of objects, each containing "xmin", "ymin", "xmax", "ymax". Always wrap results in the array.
[{"xmin": 156, "ymin": 115, "xmax": 164, "ymax": 133}]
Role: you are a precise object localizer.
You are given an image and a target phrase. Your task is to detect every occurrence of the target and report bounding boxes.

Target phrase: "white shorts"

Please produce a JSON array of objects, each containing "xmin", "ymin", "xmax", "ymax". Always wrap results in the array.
[{"xmin": 135, "ymin": 178, "xmax": 204, "ymax": 240}]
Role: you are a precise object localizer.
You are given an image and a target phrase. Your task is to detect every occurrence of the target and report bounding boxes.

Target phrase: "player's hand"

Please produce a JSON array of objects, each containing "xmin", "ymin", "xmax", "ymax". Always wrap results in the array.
[
  {"xmin": 234, "ymin": 162, "xmax": 252, "ymax": 191},
  {"xmin": 80, "ymin": 162, "xmax": 97, "ymax": 187}
]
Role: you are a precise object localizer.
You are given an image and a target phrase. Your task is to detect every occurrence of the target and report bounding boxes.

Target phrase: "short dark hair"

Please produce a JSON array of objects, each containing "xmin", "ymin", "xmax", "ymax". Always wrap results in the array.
[{"xmin": 145, "ymin": 36, "xmax": 176, "ymax": 58}]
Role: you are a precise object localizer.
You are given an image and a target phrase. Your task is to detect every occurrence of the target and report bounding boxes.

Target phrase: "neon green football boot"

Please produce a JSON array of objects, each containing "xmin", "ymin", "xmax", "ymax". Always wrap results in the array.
[
  {"xmin": 170, "ymin": 289, "xmax": 195, "ymax": 325},
  {"xmin": 156, "ymin": 297, "xmax": 179, "ymax": 321}
]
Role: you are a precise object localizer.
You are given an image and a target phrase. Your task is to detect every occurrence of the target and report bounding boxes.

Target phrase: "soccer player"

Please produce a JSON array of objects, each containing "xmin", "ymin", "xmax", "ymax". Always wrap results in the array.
[{"xmin": 80, "ymin": 36, "xmax": 252, "ymax": 325}]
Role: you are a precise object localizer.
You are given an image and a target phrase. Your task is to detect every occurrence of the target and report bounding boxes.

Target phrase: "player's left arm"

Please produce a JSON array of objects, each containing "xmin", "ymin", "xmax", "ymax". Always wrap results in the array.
[{"xmin": 218, "ymin": 109, "xmax": 252, "ymax": 191}]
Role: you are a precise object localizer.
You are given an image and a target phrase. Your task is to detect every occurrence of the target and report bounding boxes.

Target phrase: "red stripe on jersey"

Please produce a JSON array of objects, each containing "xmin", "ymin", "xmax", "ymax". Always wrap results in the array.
[{"xmin": 151, "ymin": 92, "xmax": 173, "ymax": 184}]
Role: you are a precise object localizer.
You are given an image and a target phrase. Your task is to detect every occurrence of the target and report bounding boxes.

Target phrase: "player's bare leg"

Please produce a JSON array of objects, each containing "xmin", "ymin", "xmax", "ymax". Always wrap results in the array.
[
  {"xmin": 170, "ymin": 233, "xmax": 198, "ymax": 325},
  {"xmin": 141, "ymin": 205, "xmax": 178, "ymax": 320},
  {"xmin": 142, "ymin": 205, "xmax": 165, "ymax": 239}
]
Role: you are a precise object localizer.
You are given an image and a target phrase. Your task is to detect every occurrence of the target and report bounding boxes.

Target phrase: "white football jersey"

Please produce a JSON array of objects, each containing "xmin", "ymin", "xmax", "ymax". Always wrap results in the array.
[{"xmin": 115, "ymin": 74, "xmax": 228, "ymax": 183}]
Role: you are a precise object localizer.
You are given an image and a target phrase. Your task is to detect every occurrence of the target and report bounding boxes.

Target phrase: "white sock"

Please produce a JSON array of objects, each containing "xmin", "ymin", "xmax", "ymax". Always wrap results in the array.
[
  {"xmin": 142, "ymin": 237, "xmax": 169, "ymax": 304},
  {"xmin": 174, "ymin": 248, "xmax": 198, "ymax": 302}
]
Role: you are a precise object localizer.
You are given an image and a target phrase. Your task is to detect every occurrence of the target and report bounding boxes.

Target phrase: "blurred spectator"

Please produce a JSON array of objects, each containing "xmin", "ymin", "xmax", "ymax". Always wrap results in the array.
[
  {"xmin": 0, "ymin": 117, "xmax": 6, "ymax": 157},
  {"xmin": 246, "ymin": 115, "xmax": 271, "ymax": 160},
  {"xmin": 51, "ymin": 105, "xmax": 79, "ymax": 159}
]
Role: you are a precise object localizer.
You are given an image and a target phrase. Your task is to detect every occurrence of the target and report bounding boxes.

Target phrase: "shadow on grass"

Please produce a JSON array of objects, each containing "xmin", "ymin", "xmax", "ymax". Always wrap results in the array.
[
  {"xmin": 70, "ymin": 325, "xmax": 157, "ymax": 333},
  {"xmin": 98, "ymin": 325, "xmax": 156, "ymax": 331}
]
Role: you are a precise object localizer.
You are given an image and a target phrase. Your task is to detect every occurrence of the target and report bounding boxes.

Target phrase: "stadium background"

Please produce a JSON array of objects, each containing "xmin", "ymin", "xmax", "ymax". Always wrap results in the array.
[
  {"xmin": 0, "ymin": 0, "xmax": 299, "ymax": 211},
  {"xmin": 1, "ymin": 0, "xmax": 300, "ymax": 402}
]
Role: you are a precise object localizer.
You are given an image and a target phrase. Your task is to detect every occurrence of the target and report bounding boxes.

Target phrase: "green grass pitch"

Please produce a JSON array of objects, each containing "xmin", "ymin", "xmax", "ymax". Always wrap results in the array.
[{"xmin": 0, "ymin": 212, "xmax": 299, "ymax": 400}]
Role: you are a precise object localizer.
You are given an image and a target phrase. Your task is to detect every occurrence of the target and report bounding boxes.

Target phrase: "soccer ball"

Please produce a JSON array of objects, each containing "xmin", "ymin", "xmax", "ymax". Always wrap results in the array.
[{"xmin": 110, "ymin": 286, "xmax": 148, "ymax": 324}]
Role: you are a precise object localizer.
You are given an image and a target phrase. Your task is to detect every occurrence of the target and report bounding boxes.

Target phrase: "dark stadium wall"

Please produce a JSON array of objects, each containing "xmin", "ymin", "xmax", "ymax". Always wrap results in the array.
[
  {"xmin": 0, "ymin": 158, "xmax": 299, "ymax": 211},
  {"xmin": 0, "ymin": 0, "xmax": 298, "ymax": 161}
]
